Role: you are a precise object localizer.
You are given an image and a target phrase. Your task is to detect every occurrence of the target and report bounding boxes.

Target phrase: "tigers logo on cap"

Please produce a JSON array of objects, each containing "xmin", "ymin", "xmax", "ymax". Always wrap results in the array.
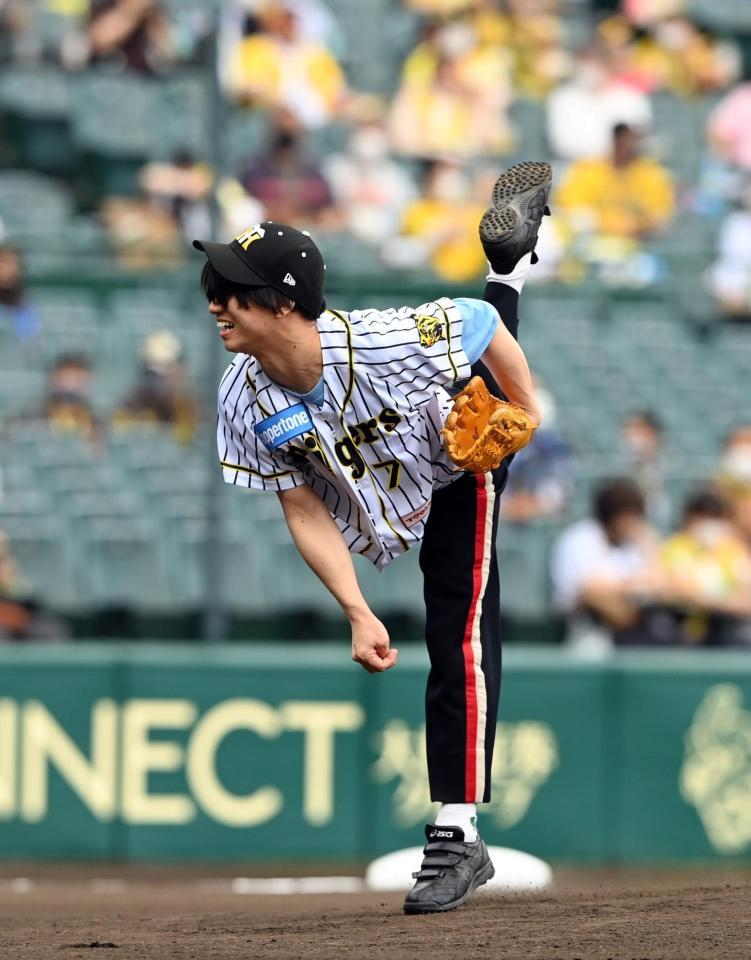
[{"xmin": 235, "ymin": 225, "xmax": 266, "ymax": 250}]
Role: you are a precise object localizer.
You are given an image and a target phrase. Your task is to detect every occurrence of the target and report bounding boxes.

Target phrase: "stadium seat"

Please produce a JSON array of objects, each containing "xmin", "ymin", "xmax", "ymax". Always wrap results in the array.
[
  {"xmin": 71, "ymin": 72, "xmax": 157, "ymax": 158},
  {"xmin": 0, "ymin": 66, "xmax": 75, "ymax": 174},
  {"xmin": 498, "ymin": 523, "xmax": 559, "ymax": 619},
  {"xmin": 355, "ymin": 549, "xmax": 424, "ymax": 617},
  {"xmin": 0, "ymin": 514, "xmax": 78, "ymax": 608},
  {"xmin": 509, "ymin": 99, "xmax": 549, "ymax": 162},
  {"xmin": 224, "ymin": 109, "xmax": 270, "ymax": 172},
  {"xmin": 157, "ymin": 72, "xmax": 212, "ymax": 161},
  {"xmin": 78, "ymin": 515, "xmax": 170, "ymax": 608},
  {"xmin": 689, "ymin": 0, "xmax": 751, "ymax": 30},
  {"xmin": 0, "ymin": 171, "xmax": 73, "ymax": 247},
  {"xmin": 0, "ymin": 368, "xmax": 44, "ymax": 414},
  {"xmin": 5, "ymin": 426, "xmax": 95, "ymax": 469},
  {"xmin": 650, "ymin": 93, "xmax": 701, "ymax": 181}
]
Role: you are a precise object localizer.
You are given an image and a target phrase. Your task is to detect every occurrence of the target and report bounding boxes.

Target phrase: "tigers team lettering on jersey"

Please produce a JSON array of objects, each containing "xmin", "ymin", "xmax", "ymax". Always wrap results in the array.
[{"xmin": 217, "ymin": 298, "xmax": 471, "ymax": 569}]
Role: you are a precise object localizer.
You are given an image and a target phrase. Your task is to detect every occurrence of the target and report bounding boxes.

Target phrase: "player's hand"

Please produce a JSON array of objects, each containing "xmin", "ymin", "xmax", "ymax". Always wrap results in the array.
[{"xmin": 350, "ymin": 611, "xmax": 398, "ymax": 674}]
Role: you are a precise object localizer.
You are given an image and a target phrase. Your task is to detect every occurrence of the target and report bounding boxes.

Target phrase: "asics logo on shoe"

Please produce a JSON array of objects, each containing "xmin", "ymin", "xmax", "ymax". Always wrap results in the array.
[{"xmin": 430, "ymin": 829, "xmax": 455, "ymax": 839}]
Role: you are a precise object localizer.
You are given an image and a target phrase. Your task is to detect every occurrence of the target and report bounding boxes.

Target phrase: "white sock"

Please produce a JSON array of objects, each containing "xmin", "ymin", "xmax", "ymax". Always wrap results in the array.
[
  {"xmin": 486, "ymin": 250, "xmax": 534, "ymax": 294},
  {"xmin": 435, "ymin": 803, "xmax": 478, "ymax": 842}
]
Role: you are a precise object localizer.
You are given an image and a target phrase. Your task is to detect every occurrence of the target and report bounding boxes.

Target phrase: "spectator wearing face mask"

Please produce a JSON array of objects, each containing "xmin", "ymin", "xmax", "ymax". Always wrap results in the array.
[
  {"xmin": 389, "ymin": 51, "xmax": 514, "ymax": 160},
  {"xmin": 400, "ymin": 17, "xmax": 512, "ymax": 97},
  {"xmin": 113, "ymin": 330, "xmax": 198, "ymax": 444},
  {"xmin": 660, "ymin": 489, "xmax": 751, "ymax": 645},
  {"xmin": 227, "ymin": 1, "xmax": 347, "ymax": 128},
  {"xmin": 32, "ymin": 353, "xmax": 101, "ymax": 442},
  {"xmin": 547, "ymin": 46, "xmax": 652, "ymax": 162},
  {"xmin": 323, "ymin": 119, "xmax": 417, "ymax": 245},
  {"xmin": 618, "ymin": 409, "xmax": 671, "ymax": 528},
  {"xmin": 551, "ymin": 478, "xmax": 662, "ymax": 651},
  {"xmin": 716, "ymin": 424, "xmax": 751, "ymax": 491},
  {"xmin": 556, "ymin": 123, "xmax": 675, "ymax": 243},
  {"xmin": 627, "ymin": 16, "xmax": 738, "ymax": 96},
  {"xmin": 386, "ymin": 160, "xmax": 486, "ymax": 282}
]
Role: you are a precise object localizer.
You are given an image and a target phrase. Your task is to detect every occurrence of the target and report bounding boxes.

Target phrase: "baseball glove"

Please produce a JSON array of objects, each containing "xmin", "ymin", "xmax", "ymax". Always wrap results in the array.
[{"xmin": 443, "ymin": 376, "xmax": 537, "ymax": 473}]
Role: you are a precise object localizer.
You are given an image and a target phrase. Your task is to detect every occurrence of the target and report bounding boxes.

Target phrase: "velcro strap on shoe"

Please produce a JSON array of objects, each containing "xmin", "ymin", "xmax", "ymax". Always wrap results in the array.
[
  {"xmin": 421, "ymin": 856, "xmax": 460, "ymax": 869},
  {"xmin": 424, "ymin": 841, "xmax": 469, "ymax": 856}
]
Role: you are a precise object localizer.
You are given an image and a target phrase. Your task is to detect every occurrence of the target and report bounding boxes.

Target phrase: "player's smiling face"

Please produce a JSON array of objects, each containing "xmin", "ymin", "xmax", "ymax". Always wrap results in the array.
[{"xmin": 208, "ymin": 295, "xmax": 274, "ymax": 354}]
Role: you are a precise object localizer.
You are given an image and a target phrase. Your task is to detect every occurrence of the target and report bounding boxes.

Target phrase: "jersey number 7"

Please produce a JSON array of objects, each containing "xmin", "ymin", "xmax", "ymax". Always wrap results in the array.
[{"xmin": 373, "ymin": 459, "xmax": 401, "ymax": 491}]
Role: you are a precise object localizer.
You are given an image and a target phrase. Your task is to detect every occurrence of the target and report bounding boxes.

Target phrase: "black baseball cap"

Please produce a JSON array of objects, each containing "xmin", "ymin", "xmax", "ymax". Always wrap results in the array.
[{"xmin": 193, "ymin": 221, "xmax": 326, "ymax": 317}]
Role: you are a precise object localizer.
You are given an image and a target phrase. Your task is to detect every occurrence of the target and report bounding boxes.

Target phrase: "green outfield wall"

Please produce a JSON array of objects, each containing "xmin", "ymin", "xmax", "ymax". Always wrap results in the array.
[{"xmin": 0, "ymin": 644, "xmax": 749, "ymax": 862}]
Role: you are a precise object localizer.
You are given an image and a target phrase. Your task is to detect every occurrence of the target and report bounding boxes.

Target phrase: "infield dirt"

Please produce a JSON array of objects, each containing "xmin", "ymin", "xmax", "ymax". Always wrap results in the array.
[{"xmin": 0, "ymin": 865, "xmax": 748, "ymax": 960}]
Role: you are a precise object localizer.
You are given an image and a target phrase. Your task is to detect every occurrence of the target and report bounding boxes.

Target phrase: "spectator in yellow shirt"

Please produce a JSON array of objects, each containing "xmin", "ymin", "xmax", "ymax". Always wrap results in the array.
[
  {"xmin": 227, "ymin": 2, "xmax": 346, "ymax": 128},
  {"xmin": 660, "ymin": 489, "xmax": 751, "ymax": 644},
  {"xmin": 628, "ymin": 16, "xmax": 738, "ymax": 96},
  {"xmin": 390, "ymin": 160, "xmax": 486, "ymax": 282},
  {"xmin": 390, "ymin": 53, "xmax": 513, "ymax": 159},
  {"xmin": 405, "ymin": 0, "xmax": 481, "ymax": 12},
  {"xmin": 557, "ymin": 123, "xmax": 675, "ymax": 241}
]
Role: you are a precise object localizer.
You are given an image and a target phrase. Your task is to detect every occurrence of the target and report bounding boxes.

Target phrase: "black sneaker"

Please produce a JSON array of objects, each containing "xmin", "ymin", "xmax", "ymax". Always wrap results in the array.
[
  {"xmin": 403, "ymin": 824, "xmax": 495, "ymax": 915},
  {"xmin": 479, "ymin": 160, "xmax": 553, "ymax": 274}
]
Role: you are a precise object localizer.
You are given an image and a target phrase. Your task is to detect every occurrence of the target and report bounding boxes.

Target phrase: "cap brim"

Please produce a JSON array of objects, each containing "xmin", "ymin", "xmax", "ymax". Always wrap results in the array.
[{"xmin": 192, "ymin": 240, "xmax": 267, "ymax": 286}]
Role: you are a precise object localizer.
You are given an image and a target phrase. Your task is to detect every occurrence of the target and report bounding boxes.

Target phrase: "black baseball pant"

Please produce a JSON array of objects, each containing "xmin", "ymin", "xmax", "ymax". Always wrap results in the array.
[{"xmin": 419, "ymin": 280, "xmax": 520, "ymax": 802}]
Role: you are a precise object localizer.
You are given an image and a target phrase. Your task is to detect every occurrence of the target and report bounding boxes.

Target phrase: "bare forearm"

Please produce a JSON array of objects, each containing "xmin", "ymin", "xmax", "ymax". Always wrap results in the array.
[
  {"xmin": 89, "ymin": 4, "xmax": 147, "ymax": 53},
  {"xmin": 277, "ymin": 485, "xmax": 397, "ymax": 672},
  {"xmin": 481, "ymin": 322, "xmax": 541, "ymax": 423},
  {"xmin": 278, "ymin": 486, "xmax": 368, "ymax": 619}
]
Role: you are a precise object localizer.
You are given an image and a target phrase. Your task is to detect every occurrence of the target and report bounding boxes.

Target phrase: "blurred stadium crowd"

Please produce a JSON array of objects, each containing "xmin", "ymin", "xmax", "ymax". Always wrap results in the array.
[{"xmin": 0, "ymin": 0, "xmax": 751, "ymax": 647}]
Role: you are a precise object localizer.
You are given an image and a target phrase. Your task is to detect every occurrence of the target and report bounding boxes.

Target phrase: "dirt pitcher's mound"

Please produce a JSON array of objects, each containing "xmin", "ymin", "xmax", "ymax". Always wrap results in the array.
[{"xmin": 0, "ymin": 870, "xmax": 748, "ymax": 960}]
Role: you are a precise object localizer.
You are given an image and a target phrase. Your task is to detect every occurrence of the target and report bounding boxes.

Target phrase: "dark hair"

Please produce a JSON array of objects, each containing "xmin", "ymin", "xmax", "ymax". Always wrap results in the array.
[
  {"xmin": 682, "ymin": 488, "xmax": 729, "ymax": 522},
  {"xmin": 200, "ymin": 261, "xmax": 316, "ymax": 321},
  {"xmin": 624, "ymin": 409, "xmax": 663, "ymax": 434},
  {"xmin": 613, "ymin": 122, "xmax": 635, "ymax": 140},
  {"xmin": 594, "ymin": 478, "xmax": 645, "ymax": 527},
  {"xmin": 52, "ymin": 352, "xmax": 91, "ymax": 371}
]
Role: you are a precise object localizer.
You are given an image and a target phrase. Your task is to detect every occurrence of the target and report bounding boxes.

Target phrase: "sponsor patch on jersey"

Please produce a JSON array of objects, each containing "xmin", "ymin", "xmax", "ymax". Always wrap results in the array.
[
  {"xmin": 401, "ymin": 500, "xmax": 431, "ymax": 528},
  {"xmin": 254, "ymin": 404, "xmax": 313, "ymax": 451},
  {"xmin": 414, "ymin": 313, "xmax": 445, "ymax": 348}
]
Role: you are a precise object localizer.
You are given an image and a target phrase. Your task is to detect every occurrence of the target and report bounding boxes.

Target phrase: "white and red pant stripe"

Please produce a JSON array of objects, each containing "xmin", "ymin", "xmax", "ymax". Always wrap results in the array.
[
  {"xmin": 461, "ymin": 471, "xmax": 496, "ymax": 801},
  {"xmin": 419, "ymin": 416, "xmax": 505, "ymax": 804}
]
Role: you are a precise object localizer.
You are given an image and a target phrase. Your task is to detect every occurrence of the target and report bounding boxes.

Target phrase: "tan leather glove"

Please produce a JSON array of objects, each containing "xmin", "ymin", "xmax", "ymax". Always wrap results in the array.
[{"xmin": 443, "ymin": 376, "xmax": 537, "ymax": 473}]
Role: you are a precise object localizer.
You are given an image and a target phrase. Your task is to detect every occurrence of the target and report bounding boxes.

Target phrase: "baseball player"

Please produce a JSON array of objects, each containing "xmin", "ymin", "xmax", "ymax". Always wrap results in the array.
[{"xmin": 194, "ymin": 161, "xmax": 551, "ymax": 914}]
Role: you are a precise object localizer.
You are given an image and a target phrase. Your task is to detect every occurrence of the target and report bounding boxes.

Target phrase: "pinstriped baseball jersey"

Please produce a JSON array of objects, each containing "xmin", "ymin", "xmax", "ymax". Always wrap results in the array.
[{"xmin": 217, "ymin": 297, "xmax": 471, "ymax": 569}]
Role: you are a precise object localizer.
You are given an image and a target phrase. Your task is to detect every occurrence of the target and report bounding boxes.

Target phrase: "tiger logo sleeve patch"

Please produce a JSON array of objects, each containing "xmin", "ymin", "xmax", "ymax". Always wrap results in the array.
[{"xmin": 414, "ymin": 313, "xmax": 445, "ymax": 349}]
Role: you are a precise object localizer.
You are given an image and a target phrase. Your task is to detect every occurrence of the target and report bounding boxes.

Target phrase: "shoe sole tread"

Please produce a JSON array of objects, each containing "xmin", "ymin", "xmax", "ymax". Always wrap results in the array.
[{"xmin": 479, "ymin": 161, "xmax": 552, "ymax": 266}]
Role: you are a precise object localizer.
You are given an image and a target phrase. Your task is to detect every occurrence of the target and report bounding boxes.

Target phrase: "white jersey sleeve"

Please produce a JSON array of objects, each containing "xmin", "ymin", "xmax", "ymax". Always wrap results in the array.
[
  {"xmin": 346, "ymin": 297, "xmax": 471, "ymax": 404},
  {"xmin": 217, "ymin": 358, "xmax": 306, "ymax": 493}
]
